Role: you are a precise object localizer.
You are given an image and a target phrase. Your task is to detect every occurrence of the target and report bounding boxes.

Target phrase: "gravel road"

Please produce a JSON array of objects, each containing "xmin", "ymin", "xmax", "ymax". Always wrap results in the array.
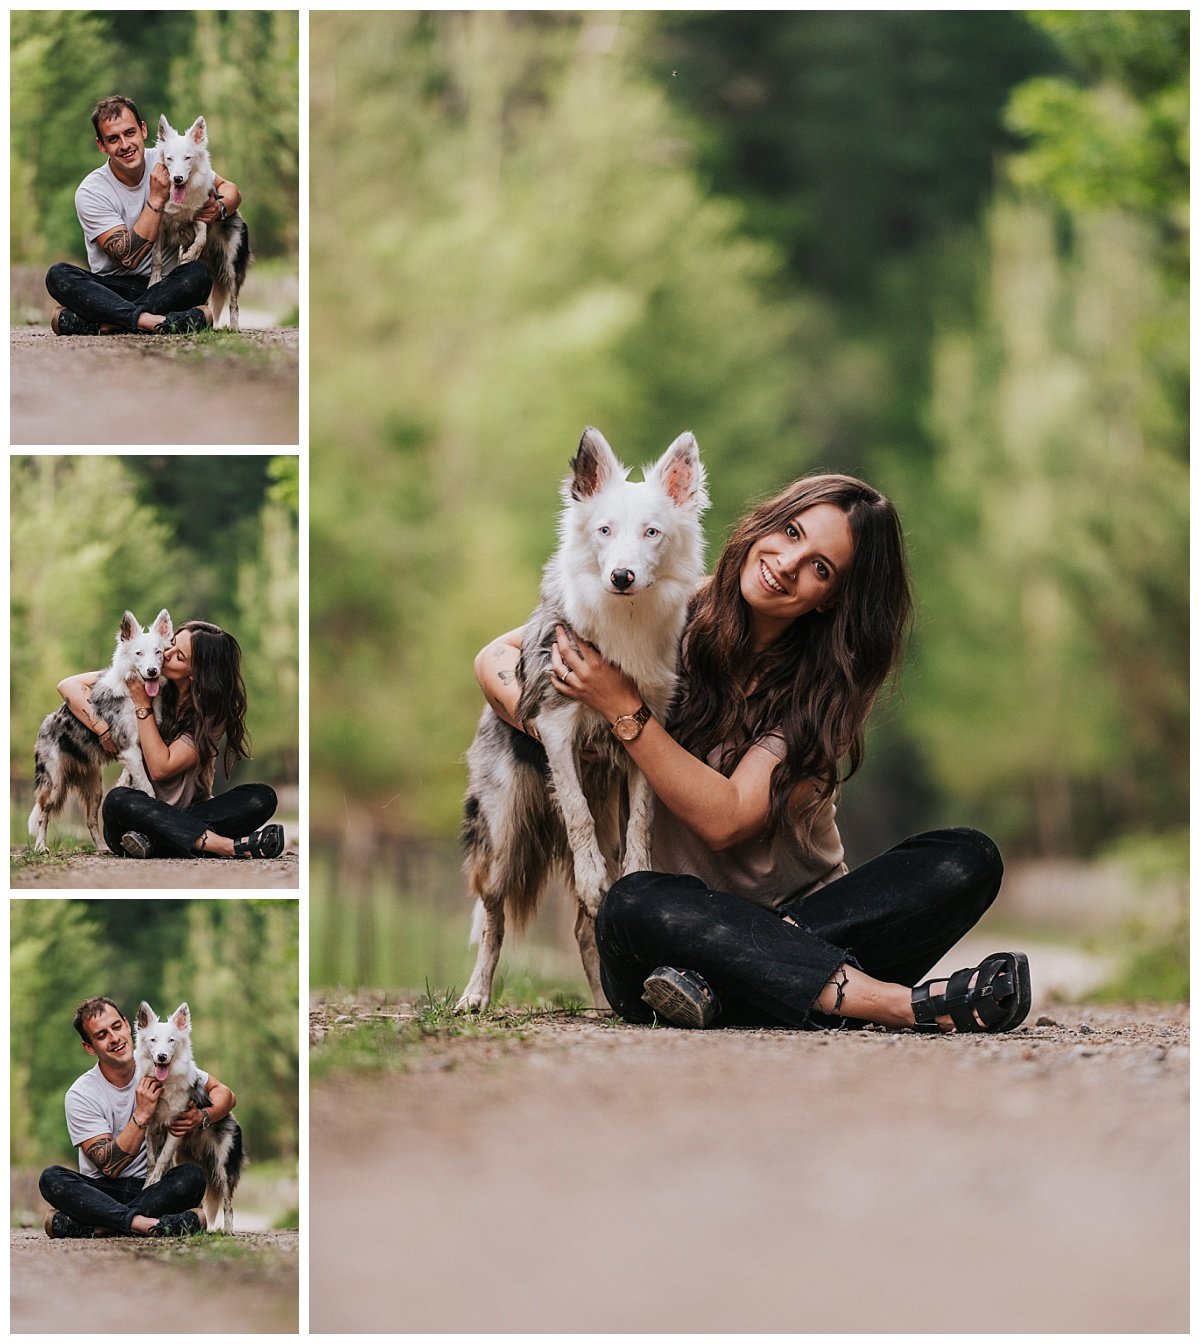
[
  {"xmin": 10, "ymin": 848, "xmax": 298, "ymax": 889},
  {"xmin": 10, "ymin": 326, "xmax": 298, "ymax": 445},
  {"xmin": 10, "ymin": 1228, "xmax": 298, "ymax": 1333},
  {"xmin": 310, "ymin": 999, "xmax": 1188, "ymax": 1334}
]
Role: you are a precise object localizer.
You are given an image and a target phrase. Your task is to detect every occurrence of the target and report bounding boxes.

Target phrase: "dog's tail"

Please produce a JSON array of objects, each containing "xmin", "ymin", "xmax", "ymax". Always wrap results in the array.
[{"xmin": 461, "ymin": 791, "xmax": 558, "ymax": 933}]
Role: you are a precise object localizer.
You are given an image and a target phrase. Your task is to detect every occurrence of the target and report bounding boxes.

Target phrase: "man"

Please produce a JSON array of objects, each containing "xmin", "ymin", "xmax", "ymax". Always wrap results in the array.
[
  {"xmin": 38, "ymin": 996, "xmax": 236, "ymax": 1237},
  {"xmin": 45, "ymin": 94, "xmax": 243, "ymax": 336}
]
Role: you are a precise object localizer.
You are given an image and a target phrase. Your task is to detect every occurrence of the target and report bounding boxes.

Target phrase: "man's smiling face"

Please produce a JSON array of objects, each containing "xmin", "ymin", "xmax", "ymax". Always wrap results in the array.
[
  {"xmin": 81, "ymin": 1005, "xmax": 134, "ymax": 1071},
  {"xmin": 96, "ymin": 107, "xmax": 148, "ymax": 182}
]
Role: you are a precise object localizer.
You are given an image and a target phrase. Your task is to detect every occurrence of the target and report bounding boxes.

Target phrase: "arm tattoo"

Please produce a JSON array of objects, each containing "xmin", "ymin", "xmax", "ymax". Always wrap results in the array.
[
  {"xmin": 497, "ymin": 669, "xmax": 514, "ymax": 685},
  {"xmin": 81, "ymin": 1135, "xmax": 136, "ymax": 1177},
  {"xmin": 100, "ymin": 226, "xmax": 154, "ymax": 271}
]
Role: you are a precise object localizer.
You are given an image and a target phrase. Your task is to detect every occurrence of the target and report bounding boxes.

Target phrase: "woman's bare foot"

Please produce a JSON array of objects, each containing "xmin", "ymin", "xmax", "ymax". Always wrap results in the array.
[{"xmin": 130, "ymin": 1214, "xmax": 159, "ymax": 1235}]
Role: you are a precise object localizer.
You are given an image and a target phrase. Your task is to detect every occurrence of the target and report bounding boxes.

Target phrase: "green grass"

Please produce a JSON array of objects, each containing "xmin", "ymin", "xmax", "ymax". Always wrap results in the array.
[
  {"xmin": 1088, "ymin": 920, "xmax": 1189, "ymax": 1003},
  {"xmin": 10, "ymin": 836, "xmax": 93, "ymax": 872},
  {"xmin": 147, "ymin": 328, "xmax": 293, "ymax": 369},
  {"xmin": 310, "ymin": 985, "xmax": 545, "ymax": 1080}
]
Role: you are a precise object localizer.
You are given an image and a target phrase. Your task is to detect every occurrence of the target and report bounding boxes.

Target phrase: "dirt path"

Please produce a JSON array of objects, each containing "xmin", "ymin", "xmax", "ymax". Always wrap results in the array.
[
  {"xmin": 10, "ymin": 1228, "xmax": 298, "ymax": 1332},
  {"xmin": 310, "ymin": 1000, "xmax": 1188, "ymax": 1334},
  {"xmin": 10, "ymin": 327, "xmax": 298, "ymax": 445},
  {"xmin": 11, "ymin": 848, "xmax": 298, "ymax": 889}
]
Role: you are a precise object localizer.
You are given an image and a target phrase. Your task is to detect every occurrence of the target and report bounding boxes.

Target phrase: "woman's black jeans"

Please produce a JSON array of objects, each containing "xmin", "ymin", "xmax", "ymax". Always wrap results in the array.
[
  {"xmin": 45, "ymin": 260, "xmax": 212, "ymax": 332},
  {"xmin": 39, "ymin": 1163, "xmax": 205, "ymax": 1234},
  {"xmin": 102, "ymin": 783, "xmax": 278, "ymax": 857},
  {"xmin": 595, "ymin": 827, "xmax": 1004, "ymax": 1028}
]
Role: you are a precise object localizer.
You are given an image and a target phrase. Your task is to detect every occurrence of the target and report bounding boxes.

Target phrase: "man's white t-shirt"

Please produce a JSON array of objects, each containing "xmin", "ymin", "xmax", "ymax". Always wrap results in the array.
[
  {"xmin": 74, "ymin": 148, "xmax": 176, "ymax": 280},
  {"xmin": 64, "ymin": 1061, "xmax": 207, "ymax": 1179}
]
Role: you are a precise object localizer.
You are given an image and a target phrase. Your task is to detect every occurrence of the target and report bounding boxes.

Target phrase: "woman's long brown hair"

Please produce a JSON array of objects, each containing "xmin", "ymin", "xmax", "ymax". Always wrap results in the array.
[
  {"xmin": 159, "ymin": 620, "xmax": 251, "ymax": 785},
  {"xmin": 672, "ymin": 474, "xmax": 913, "ymax": 847}
]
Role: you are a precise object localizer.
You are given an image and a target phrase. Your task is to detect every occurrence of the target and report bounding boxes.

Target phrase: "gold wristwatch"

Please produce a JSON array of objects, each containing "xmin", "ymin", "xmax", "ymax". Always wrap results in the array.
[{"xmin": 611, "ymin": 703, "xmax": 652, "ymax": 742}]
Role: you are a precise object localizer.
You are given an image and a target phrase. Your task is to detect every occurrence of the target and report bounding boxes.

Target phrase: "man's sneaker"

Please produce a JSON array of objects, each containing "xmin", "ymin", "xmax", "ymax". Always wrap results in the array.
[
  {"xmin": 51, "ymin": 308, "xmax": 102, "ymax": 337},
  {"xmin": 121, "ymin": 831, "xmax": 153, "ymax": 859},
  {"xmin": 153, "ymin": 307, "xmax": 210, "ymax": 335},
  {"xmin": 641, "ymin": 966, "xmax": 720, "ymax": 1028},
  {"xmin": 151, "ymin": 1208, "xmax": 205, "ymax": 1237},
  {"xmin": 44, "ymin": 1209, "xmax": 97, "ymax": 1239}
]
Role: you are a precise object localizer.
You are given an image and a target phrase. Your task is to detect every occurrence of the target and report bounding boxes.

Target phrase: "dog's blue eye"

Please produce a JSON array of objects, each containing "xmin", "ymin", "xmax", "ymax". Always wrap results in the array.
[
  {"xmin": 598, "ymin": 526, "xmax": 610, "ymax": 536},
  {"xmin": 646, "ymin": 528, "xmax": 660, "ymax": 538}
]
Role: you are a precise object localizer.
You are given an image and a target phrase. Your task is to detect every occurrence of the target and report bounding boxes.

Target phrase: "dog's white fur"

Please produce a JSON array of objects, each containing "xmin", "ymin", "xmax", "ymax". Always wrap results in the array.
[
  {"xmin": 150, "ymin": 115, "xmax": 250, "ymax": 330},
  {"xmin": 458, "ymin": 427, "xmax": 708, "ymax": 1011},
  {"xmin": 134, "ymin": 1001, "xmax": 244, "ymax": 1234},
  {"xmin": 28, "ymin": 609, "xmax": 171, "ymax": 852}
]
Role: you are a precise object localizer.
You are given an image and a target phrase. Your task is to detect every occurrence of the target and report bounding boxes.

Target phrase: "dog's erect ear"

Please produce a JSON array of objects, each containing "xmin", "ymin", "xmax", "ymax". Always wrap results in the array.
[
  {"xmin": 136, "ymin": 1001, "xmax": 156, "ymax": 1030},
  {"xmin": 568, "ymin": 427, "xmax": 626, "ymax": 501},
  {"xmin": 646, "ymin": 432, "xmax": 709, "ymax": 514},
  {"xmin": 118, "ymin": 611, "xmax": 140, "ymax": 643},
  {"xmin": 157, "ymin": 114, "xmax": 172, "ymax": 143},
  {"xmin": 172, "ymin": 1003, "xmax": 191, "ymax": 1031},
  {"xmin": 152, "ymin": 609, "xmax": 173, "ymax": 641},
  {"xmin": 188, "ymin": 117, "xmax": 207, "ymax": 146}
]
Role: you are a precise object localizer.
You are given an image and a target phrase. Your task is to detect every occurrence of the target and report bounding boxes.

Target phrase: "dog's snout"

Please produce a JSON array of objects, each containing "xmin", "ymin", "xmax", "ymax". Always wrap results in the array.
[
  {"xmin": 611, "ymin": 569, "xmax": 635, "ymax": 592},
  {"xmin": 173, "ymin": 175, "xmax": 185, "ymax": 185}
]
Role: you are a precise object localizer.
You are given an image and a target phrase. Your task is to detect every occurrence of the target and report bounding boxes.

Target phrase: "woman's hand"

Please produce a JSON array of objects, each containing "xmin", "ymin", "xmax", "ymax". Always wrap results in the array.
[
  {"xmin": 127, "ymin": 678, "xmax": 152, "ymax": 710},
  {"xmin": 550, "ymin": 626, "xmax": 644, "ymax": 722}
]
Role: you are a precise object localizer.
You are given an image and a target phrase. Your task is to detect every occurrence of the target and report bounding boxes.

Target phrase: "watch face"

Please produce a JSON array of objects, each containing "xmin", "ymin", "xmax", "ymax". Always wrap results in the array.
[{"xmin": 614, "ymin": 718, "xmax": 639, "ymax": 741}]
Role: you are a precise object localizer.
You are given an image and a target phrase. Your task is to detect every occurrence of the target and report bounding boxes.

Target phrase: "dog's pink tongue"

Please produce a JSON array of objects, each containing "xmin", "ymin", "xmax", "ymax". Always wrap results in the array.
[
  {"xmin": 145, "ymin": 679, "xmax": 160, "ymax": 697},
  {"xmin": 171, "ymin": 185, "xmax": 186, "ymax": 204},
  {"xmin": 154, "ymin": 1064, "xmax": 169, "ymax": 1082}
]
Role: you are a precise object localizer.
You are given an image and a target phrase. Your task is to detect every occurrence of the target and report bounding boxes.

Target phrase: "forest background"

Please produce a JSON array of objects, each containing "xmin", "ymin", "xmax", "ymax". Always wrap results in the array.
[
  {"xmin": 10, "ymin": 10, "xmax": 300, "ymax": 321},
  {"xmin": 9, "ymin": 454, "xmax": 300, "ymax": 836},
  {"xmin": 307, "ymin": 12, "xmax": 1187, "ymax": 994},
  {"xmin": 10, "ymin": 898, "xmax": 299, "ymax": 1225}
]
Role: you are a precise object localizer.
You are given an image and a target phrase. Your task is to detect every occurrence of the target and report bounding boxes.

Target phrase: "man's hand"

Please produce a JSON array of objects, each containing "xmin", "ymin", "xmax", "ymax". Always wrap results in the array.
[
  {"xmin": 148, "ymin": 159, "xmax": 170, "ymax": 211},
  {"xmin": 133, "ymin": 1074, "xmax": 162, "ymax": 1127},
  {"xmin": 168, "ymin": 1101, "xmax": 204, "ymax": 1137},
  {"xmin": 194, "ymin": 194, "xmax": 221, "ymax": 224}
]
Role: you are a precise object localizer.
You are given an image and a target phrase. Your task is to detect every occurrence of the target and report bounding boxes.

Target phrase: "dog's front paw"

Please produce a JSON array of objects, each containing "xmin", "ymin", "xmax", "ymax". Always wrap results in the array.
[
  {"xmin": 454, "ymin": 988, "xmax": 488, "ymax": 1014},
  {"xmin": 572, "ymin": 857, "xmax": 608, "ymax": 914}
]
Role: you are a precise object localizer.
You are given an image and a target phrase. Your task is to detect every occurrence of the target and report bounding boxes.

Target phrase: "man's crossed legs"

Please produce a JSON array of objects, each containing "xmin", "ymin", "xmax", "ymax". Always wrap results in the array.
[
  {"xmin": 46, "ymin": 260, "xmax": 213, "ymax": 336},
  {"xmin": 39, "ymin": 1162, "xmax": 206, "ymax": 1237}
]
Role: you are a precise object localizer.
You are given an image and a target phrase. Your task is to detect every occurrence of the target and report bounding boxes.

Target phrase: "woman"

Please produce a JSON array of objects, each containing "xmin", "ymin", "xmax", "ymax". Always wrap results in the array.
[
  {"xmin": 58, "ymin": 620, "xmax": 284, "ymax": 860},
  {"xmin": 478, "ymin": 473, "xmax": 1030, "ymax": 1033}
]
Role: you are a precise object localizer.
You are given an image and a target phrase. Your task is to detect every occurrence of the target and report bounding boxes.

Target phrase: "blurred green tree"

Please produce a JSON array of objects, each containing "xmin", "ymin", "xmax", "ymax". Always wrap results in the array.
[
  {"xmin": 311, "ymin": 11, "xmax": 863, "ymax": 832},
  {"xmin": 903, "ymin": 10, "xmax": 1188, "ymax": 852}
]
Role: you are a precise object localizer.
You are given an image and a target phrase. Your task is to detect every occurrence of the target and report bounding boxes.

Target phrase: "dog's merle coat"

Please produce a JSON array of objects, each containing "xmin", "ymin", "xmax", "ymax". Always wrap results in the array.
[
  {"xmin": 151, "ymin": 115, "xmax": 252, "ymax": 331},
  {"xmin": 136, "ymin": 1002, "xmax": 245, "ymax": 1235},
  {"xmin": 28, "ymin": 609, "xmax": 172, "ymax": 852},
  {"xmin": 458, "ymin": 427, "xmax": 708, "ymax": 1012}
]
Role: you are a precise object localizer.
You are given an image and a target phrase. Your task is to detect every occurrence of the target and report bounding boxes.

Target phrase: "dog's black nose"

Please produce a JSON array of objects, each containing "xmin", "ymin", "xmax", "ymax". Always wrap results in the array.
[{"xmin": 611, "ymin": 569, "xmax": 635, "ymax": 592}]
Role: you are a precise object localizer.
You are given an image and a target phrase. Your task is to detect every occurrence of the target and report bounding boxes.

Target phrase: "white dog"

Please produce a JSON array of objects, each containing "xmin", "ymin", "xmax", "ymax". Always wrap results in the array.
[
  {"xmin": 28, "ymin": 609, "xmax": 171, "ymax": 852},
  {"xmin": 150, "ymin": 115, "xmax": 251, "ymax": 330},
  {"xmin": 135, "ymin": 1002, "xmax": 245, "ymax": 1235},
  {"xmin": 458, "ymin": 427, "xmax": 708, "ymax": 1012}
]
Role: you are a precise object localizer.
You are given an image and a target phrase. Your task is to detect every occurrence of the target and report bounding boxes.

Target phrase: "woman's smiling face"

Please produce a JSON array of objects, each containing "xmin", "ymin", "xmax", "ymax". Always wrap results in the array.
[
  {"xmin": 163, "ymin": 628, "xmax": 193, "ymax": 682},
  {"xmin": 739, "ymin": 502, "xmax": 855, "ymax": 647}
]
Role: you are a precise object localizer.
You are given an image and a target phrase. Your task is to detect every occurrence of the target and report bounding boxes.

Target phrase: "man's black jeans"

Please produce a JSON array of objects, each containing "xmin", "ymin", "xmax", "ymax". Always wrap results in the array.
[
  {"xmin": 595, "ymin": 827, "xmax": 1004, "ymax": 1028},
  {"xmin": 39, "ymin": 1163, "xmax": 205, "ymax": 1234},
  {"xmin": 102, "ymin": 783, "xmax": 278, "ymax": 857},
  {"xmin": 45, "ymin": 260, "xmax": 212, "ymax": 331}
]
